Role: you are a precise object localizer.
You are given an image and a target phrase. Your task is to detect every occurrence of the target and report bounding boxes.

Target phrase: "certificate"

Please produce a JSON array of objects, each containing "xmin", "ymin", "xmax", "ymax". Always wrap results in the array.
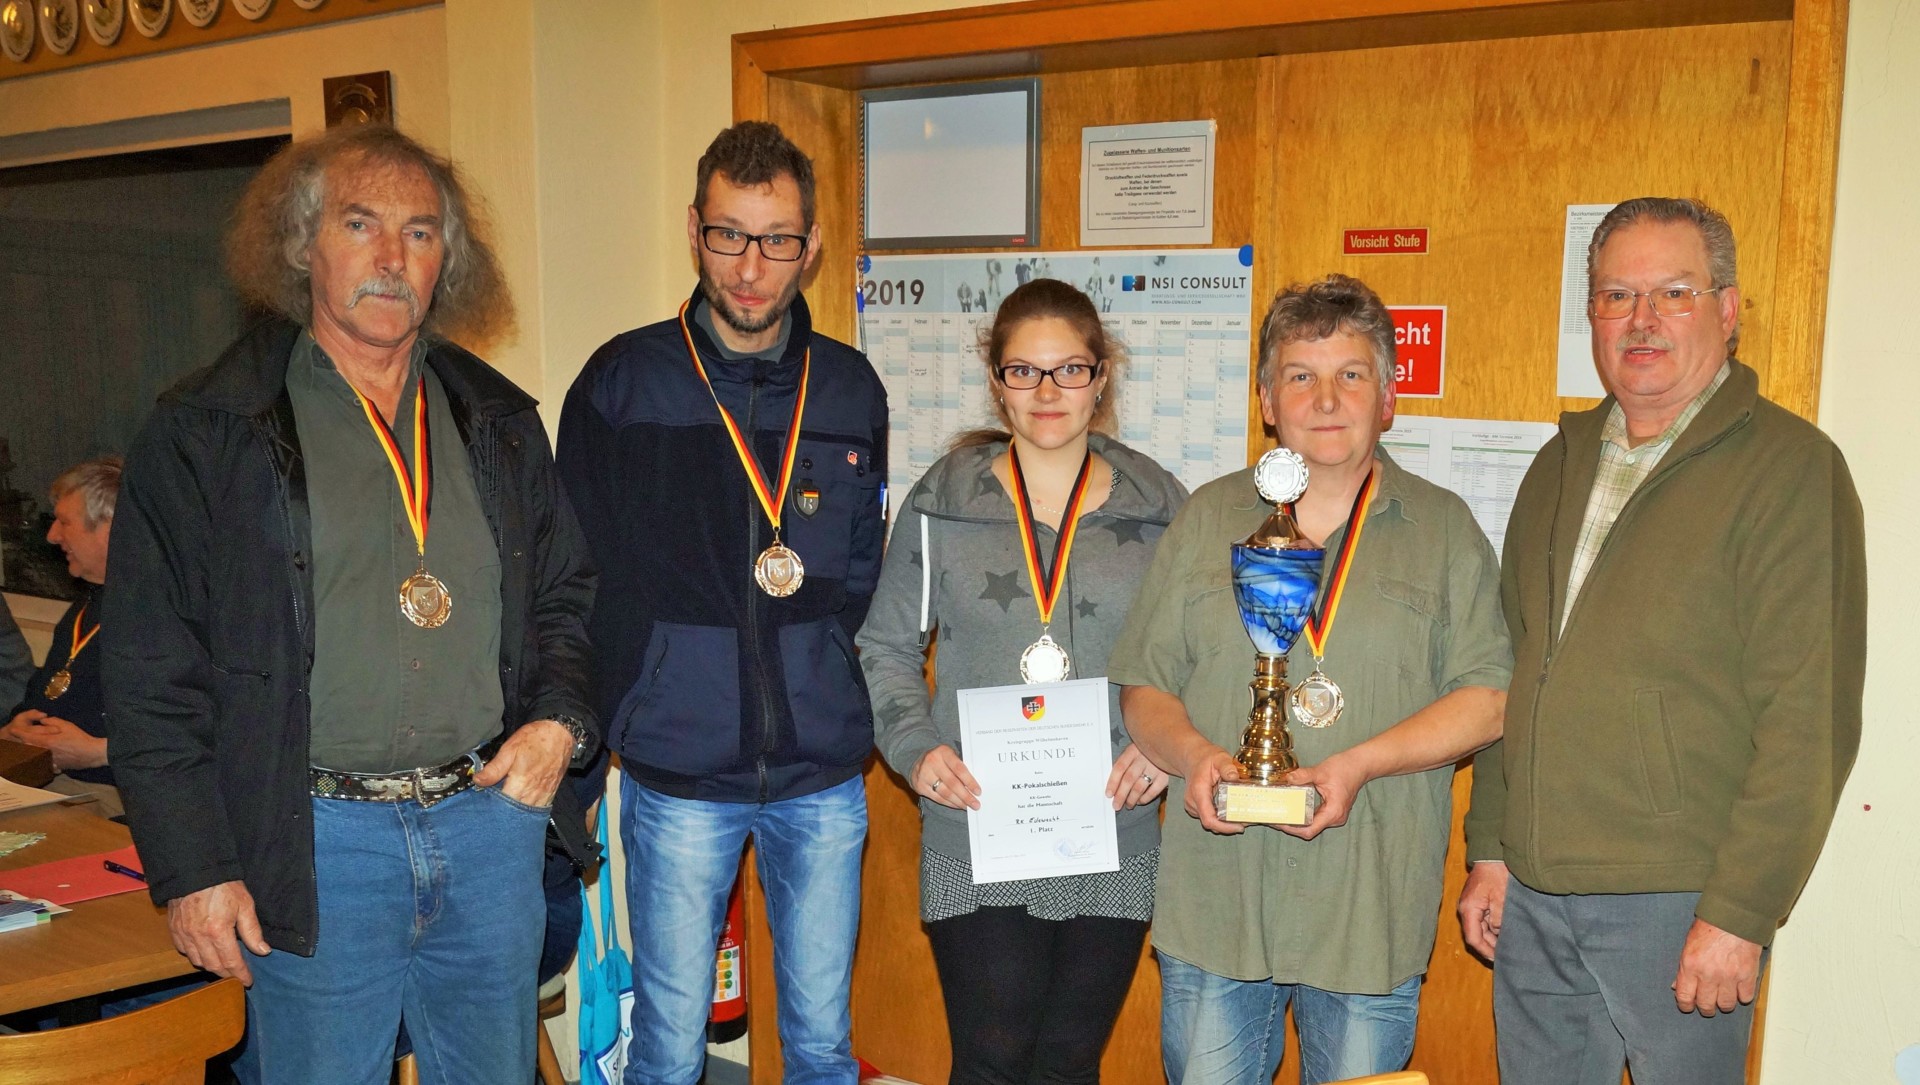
[{"xmin": 956, "ymin": 677, "xmax": 1120, "ymax": 884}]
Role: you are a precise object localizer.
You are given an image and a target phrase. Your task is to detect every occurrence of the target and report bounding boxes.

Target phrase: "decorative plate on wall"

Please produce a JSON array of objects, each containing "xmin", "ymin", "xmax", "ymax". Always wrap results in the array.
[
  {"xmin": 128, "ymin": 0, "xmax": 165, "ymax": 36},
  {"xmin": 231, "ymin": 0, "xmax": 267, "ymax": 18},
  {"xmin": 175, "ymin": 0, "xmax": 215, "ymax": 28},
  {"xmin": 0, "ymin": 0, "xmax": 35, "ymax": 61},
  {"xmin": 290, "ymin": 0, "xmax": 319, "ymax": 9},
  {"xmin": 83, "ymin": 0, "xmax": 120, "ymax": 44},
  {"xmin": 37, "ymin": 0, "xmax": 78, "ymax": 53}
]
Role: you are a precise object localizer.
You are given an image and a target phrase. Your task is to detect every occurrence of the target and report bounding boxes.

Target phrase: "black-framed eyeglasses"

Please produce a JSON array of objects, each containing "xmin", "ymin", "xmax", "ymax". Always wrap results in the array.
[
  {"xmin": 994, "ymin": 362, "xmax": 1104, "ymax": 390},
  {"xmin": 699, "ymin": 223, "xmax": 809, "ymax": 262},
  {"xmin": 1588, "ymin": 285, "xmax": 1723, "ymax": 320}
]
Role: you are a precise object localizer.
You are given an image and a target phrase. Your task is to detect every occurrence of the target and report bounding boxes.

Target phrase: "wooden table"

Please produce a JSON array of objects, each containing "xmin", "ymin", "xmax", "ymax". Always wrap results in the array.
[{"xmin": 0, "ymin": 803, "xmax": 194, "ymax": 1015}]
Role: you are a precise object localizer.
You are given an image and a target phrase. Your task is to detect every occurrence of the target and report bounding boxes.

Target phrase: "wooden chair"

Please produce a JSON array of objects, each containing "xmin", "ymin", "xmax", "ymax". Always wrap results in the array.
[
  {"xmin": 1331, "ymin": 1073, "xmax": 1430, "ymax": 1085},
  {"xmin": 0, "ymin": 977, "xmax": 244, "ymax": 1085}
]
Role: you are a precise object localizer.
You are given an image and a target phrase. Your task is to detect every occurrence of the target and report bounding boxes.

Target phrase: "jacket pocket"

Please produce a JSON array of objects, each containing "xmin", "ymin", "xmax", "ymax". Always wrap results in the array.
[
  {"xmin": 780, "ymin": 616, "xmax": 874, "ymax": 766},
  {"xmin": 1632, "ymin": 687, "xmax": 1685, "ymax": 815},
  {"xmin": 614, "ymin": 622, "xmax": 742, "ymax": 776},
  {"xmin": 782, "ymin": 438, "xmax": 881, "ymax": 583}
]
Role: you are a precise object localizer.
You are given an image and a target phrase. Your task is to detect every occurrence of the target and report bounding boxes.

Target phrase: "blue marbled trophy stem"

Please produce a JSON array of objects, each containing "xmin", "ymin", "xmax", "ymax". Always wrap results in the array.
[{"xmin": 1219, "ymin": 538, "xmax": 1325, "ymax": 812}]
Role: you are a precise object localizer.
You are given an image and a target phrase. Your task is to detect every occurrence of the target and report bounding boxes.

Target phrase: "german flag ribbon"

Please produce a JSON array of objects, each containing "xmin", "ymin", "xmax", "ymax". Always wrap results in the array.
[
  {"xmin": 1008, "ymin": 446, "xmax": 1094, "ymax": 630},
  {"xmin": 67, "ymin": 599, "xmax": 102, "ymax": 661},
  {"xmin": 1293, "ymin": 469, "xmax": 1377, "ymax": 662},
  {"xmin": 679, "ymin": 300, "xmax": 811, "ymax": 536},
  {"xmin": 352, "ymin": 376, "xmax": 432, "ymax": 562}
]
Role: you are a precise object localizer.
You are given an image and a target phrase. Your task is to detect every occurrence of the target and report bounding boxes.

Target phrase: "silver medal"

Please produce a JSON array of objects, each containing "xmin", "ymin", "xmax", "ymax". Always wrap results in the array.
[
  {"xmin": 1287, "ymin": 668, "xmax": 1345, "ymax": 729},
  {"xmin": 1019, "ymin": 633, "xmax": 1071, "ymax": 684}
]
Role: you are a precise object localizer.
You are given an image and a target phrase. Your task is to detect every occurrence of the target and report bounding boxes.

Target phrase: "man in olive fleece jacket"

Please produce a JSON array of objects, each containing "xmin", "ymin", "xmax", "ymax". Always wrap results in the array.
[{"xmin": 1459, "ymin": 198, "xmax": 1866, "ymax": 1085}]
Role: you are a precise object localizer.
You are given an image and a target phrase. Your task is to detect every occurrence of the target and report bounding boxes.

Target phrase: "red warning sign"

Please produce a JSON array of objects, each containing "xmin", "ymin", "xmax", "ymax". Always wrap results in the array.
[
  {"xmin": 1389, "ymin": 306, "xmax": 1445, "ymax": 399},
  {"xmin": 1344, "ymin": 228, "xmax": 1429, "ymax": 254}
]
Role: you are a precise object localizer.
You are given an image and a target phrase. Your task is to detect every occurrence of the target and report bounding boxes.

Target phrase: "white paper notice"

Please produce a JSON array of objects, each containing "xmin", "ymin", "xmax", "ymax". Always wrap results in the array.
[
  {"xmin": 1557, "ymin": 203, "xmax": 1616, "ymax": 398},
  {"xmin": 1080, "ymin": 120, "xmax": 1216, "ymax": 247},
  {"xmin": 957, "ymin": 678, "xmax": 1120, "ymax": 885},
  {"xmin": 0, "ymin": 776, "xmax": 67, "ymax": 813},
  {"xmin": 1380, "ymin": 416, "xmax": 1559, "ymax": 559}
]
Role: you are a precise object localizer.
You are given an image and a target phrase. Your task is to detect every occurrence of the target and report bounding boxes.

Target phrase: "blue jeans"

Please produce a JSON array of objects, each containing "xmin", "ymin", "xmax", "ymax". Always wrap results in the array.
[
  {"xmin": 620, "ymin": 772, "xmax": 866, "ymax": 1085},
  {"xmin": 1158, "ymin": 953, "xmax": 1422, "ymax": 1085},
  {"xmin": 235, "ymin": 785, "xmax": 549, "ymax": 1085}
]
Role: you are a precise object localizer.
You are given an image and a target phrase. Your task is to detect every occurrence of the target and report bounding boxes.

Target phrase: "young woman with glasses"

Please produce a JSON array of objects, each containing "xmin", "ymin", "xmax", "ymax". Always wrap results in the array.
[{"xmin": 857, "ymin": 278, "xmax": 1189, "ymax": 1083}]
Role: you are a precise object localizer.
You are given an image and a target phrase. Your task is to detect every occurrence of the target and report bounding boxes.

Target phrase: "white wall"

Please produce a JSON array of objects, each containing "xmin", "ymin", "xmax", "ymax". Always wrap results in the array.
[{"xmin": 1762, "ymin": 0, "xmax": 1920, "ymax": 1080}]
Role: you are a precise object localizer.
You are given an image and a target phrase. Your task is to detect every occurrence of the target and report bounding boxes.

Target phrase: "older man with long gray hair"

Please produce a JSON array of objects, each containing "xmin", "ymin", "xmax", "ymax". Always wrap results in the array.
[{"xmin": 104, "ymin": 123, "xmax": 597, "ymax": 1083}]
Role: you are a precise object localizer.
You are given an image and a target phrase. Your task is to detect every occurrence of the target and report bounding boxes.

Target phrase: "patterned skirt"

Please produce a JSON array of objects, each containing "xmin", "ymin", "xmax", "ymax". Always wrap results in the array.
[{"xmin": 921, "ymin": 847, "xmax": 1158, "ymax": 924}]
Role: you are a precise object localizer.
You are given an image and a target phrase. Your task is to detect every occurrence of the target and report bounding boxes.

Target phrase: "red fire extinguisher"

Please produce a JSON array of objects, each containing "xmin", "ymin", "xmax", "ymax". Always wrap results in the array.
[{"xmin": 708, "ymin": 875, "xmax": 748, "ymax": 1043}]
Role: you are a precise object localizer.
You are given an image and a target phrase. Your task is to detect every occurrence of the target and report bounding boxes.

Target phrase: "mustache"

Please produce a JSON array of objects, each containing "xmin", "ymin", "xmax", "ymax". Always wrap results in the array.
[
  {"xmin": 345, "ymin": 276, "xmax": 423, "ymax": 320},
  {"xmin": 1615, "ymin": 330, "xmax": 1674, "ymax": 352}
]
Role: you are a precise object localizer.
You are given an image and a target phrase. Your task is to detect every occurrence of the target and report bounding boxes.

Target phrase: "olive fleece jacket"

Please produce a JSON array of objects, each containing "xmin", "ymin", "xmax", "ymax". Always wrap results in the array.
[{"xmin": 1465, "ymin": 361, "xmax": 1867, "ymax": 946}]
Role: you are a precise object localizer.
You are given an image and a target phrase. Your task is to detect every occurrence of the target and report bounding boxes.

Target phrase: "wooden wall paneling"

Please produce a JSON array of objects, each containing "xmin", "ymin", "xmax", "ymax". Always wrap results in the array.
[
  {"xmin": 735, "ymin": 0, "xmax": 1794, "ymax": 92},
  {"xmin": 1764, "ymin": 0, "xmax": 1849, "ymax": 420},
  {"xmin": 1265, "ymin": 21, "xmax": 1792, "ymax": 432}
]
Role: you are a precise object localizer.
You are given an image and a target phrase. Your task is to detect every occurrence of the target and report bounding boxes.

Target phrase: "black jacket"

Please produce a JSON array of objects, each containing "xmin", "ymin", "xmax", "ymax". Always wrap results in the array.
[
  {"xmin": 558, "ymin": 291, "xmax": 887, "ymax": 803},
  {"xmin": 103, "ymin": 319, "xmax": 598, "ymax": 955}
]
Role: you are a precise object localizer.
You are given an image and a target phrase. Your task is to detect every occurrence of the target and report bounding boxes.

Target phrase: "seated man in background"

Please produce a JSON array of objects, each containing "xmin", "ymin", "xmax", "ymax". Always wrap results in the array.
[{"xmin": 2, "ymin": 455, "xmax": 123, "ymax": 816}]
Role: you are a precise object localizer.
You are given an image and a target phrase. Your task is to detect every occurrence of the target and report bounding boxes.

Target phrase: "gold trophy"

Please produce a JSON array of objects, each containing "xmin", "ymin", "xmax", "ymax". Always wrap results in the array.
[{"xmin": 1214, "ymin": 448, "xmax": 1325, "ymax": 826}]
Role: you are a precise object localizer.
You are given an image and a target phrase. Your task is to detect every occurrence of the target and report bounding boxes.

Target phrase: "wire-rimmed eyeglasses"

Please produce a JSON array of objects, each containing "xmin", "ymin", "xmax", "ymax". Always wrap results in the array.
[{"xmin": 1588, "ymin": 286, "xmax": 1724, "ymax": 320}]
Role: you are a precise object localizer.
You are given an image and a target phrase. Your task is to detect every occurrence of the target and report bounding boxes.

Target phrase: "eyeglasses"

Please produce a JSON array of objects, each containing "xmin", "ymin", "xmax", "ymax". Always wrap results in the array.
[
  {"xmin": 994, "ymin": 362, "xmax": 1103, "ymax": 390},
  {"xmin": 1588, "ymin": 286, "xmax": 1724, "ymax": 320},
  {"xmin": 699, "ymin": 224, "xmax": 808, "ymax": 262}
]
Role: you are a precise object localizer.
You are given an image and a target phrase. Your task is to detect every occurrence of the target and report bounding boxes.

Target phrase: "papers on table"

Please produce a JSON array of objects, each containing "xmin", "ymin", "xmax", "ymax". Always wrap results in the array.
[
  {"xmin": 0, "ymin": 776, "xmax": 66, "ymax": 813},
  {"xmin": 956, "ymin": 677, "xmax": 1120, "ymax": 885}
]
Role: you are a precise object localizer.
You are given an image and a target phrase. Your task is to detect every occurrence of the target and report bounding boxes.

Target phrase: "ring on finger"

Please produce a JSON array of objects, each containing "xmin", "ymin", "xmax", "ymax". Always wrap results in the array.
[
  {"xmin": 930, "ymin": 779, "xmax": 942, "ymax": 792},
  {"xmin": 1142, "ymin": 771, "xmax": 1153, "ymax": 784}
]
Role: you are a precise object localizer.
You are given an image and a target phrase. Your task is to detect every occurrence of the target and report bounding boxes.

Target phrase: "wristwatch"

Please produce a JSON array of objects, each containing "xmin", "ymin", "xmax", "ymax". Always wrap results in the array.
[{"xmin": 547, "ymin": 714, "xmax": 595, "ymax": 768}]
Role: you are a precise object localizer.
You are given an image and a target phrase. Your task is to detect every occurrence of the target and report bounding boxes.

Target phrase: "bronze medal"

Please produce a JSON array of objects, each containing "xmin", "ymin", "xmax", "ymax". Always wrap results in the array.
[
  {"xmin": 44, "ymin": 668, "xmax": 73, "ymax": 700},
  {"xmin": 753, "ymin": 542, "xmax": 805, "ymax": 598},
  {"xmin": 399, "ymin": 569, "xmax": 453, "ymax": 628},
  {"xmin": 42, "ymin": 597, "xmax": 99, "ymax": 701},
  {"xmin": 678, "ymin": 301, "xmax": 815, "ymax": 599}
]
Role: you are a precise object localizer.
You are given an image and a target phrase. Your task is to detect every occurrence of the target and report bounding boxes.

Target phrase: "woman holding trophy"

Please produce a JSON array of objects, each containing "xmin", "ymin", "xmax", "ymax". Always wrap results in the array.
[
  {"xmin": 858, "ymin": 278, "xmax": 1187, "ymax": 1082},
  {"xmin": 1109, "ymin": 274, "xmax": 1512, "ymax": 1085}
]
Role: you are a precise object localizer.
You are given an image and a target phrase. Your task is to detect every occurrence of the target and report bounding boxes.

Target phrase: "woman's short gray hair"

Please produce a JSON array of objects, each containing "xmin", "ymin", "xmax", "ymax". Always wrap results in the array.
[
  {"xmin": 49, "ymin": 455, "xmax": 123, "ymax": 530},
  {"xmin": 1256, "ymin": 274, "xmax": 1396, "ymax": 394}
]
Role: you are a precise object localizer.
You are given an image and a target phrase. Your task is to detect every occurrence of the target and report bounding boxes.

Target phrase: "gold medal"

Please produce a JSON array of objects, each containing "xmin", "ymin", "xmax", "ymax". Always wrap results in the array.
[
  {"xmin": 352, "ymin": 375, "xmax": 445, "ymax": 628},
  {"xmin": 753, "ymin": 543, "xmax": 805, "ymax": 597},
  {"xmin": 42, "ymin": 597, "xmax": 100, "ymax": 701},
  {"xmin": 678, "ymin": 301, "xmax": 814, "ymax": 598},
  {"xmin": 399, "ymin": 569, "xmax": 453, "ymax": 628},
  {"xmin": 1287, "ymin": 668, "xmax": 1345, "ymax": 729}
]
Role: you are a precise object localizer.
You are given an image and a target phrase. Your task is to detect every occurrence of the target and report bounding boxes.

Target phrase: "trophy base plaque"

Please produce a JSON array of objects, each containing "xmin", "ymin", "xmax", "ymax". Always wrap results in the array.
[{"xmin": 1214, "ymin": 780, "xmax": 1321, "ymax": 826}]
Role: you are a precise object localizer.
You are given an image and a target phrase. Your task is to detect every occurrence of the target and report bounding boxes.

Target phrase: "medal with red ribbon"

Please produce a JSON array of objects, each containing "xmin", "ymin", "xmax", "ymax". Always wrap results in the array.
[
  {"xmin": 43, "ymin": 597, "xmax": 101, "ymax": 699},
  {"xmin": 678, "ymin": 300, "xmax": 812, "ymax": 597},
  {"xmin": 1286, "ymin": 469, "xmax": 1377, "ymax": 728},
  {"xmin": 353, "ymin": 377, "xmax": 452, "ymax": 628},
  {"xmin": 1008, "ymin": 446, "xmax": 1094, "ymax": 684}
]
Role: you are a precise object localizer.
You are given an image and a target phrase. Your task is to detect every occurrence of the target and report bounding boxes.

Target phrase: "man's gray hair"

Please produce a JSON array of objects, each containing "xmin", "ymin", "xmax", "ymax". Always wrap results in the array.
[
  {"xmin": 1256, "ymin": 274, "xmax": 1396, "ymax": 394},
  {"xmin": 1588, "ymin": 197, "xmax": 1740, "ymax": 356},
  {"xmin": 49, "ymin": 455, "xmax": 123, "ymax": 530},
  {"xmin": 225, "ymin": 124, "xmax": 513, "ymax": 346}
]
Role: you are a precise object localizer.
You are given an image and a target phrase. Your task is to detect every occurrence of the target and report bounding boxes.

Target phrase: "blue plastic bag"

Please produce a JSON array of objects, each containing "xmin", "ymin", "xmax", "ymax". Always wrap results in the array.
[{"xmin": 578, "ymin": 813, "xmax": 633, "ymax": 1084}]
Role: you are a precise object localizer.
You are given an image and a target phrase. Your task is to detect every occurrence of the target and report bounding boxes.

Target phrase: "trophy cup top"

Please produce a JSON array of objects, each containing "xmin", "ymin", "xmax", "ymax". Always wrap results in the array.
[{"xmin": 1233, "ymin": 447, "xmax": 1325, "ymax": 657}]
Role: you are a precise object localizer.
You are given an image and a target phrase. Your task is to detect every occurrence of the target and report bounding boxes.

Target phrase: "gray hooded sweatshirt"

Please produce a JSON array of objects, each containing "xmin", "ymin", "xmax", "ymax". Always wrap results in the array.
[{"xmin": 858, "ymin": 434, "xmax": 1188, "ymax": 863}]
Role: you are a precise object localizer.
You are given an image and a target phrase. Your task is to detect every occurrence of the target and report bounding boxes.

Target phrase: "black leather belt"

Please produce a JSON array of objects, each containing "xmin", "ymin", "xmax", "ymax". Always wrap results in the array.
[{"xmin": 310, "ymin": 741, "xmax": 498, "ymax": 808}]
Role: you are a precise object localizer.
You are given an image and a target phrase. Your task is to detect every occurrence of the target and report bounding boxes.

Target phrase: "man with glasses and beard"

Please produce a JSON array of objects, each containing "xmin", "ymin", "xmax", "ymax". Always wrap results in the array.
[
  {"xmin": 105, "ymin": 124, "xmax": 597, "ymax": 1082},
  {"xmin": 558, "ymin": 122, "xmax": 888, "ymax": 1085},
  {"xmin": 1459, "ymin": 197, "xmax": 1866, "ymax": 1084}
]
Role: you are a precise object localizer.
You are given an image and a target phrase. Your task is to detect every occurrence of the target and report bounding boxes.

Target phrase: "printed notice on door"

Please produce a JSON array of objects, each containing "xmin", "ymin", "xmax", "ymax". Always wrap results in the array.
[{"xmin": 1081, "ymin": 120, "xmax": 1216, "ymax": 247}]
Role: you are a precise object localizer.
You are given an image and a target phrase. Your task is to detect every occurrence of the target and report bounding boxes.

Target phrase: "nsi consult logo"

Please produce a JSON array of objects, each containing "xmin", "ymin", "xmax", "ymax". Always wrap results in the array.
[{"xmin": 1120, "ymin": 276, "xmax": 1149, "ymax": 292}]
